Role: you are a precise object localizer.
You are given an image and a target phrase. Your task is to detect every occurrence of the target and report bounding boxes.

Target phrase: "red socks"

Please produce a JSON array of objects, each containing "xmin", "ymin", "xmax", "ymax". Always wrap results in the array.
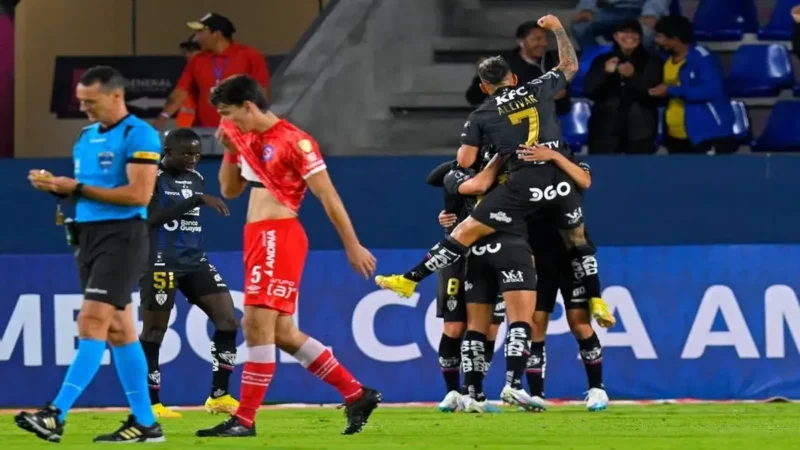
[
  {"xmin": 234, "ymin": 345, "xmax": 276, "ymax": 427},
  {"xmin": 294, "ymin": 338, "xmax": 363, "ymax": 403}
]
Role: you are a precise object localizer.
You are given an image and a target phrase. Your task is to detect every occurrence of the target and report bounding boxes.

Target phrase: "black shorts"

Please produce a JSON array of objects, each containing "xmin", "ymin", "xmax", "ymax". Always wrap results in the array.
[
  {"xmin": 76, "ymin": 219, "xmax": 149, "ymax": 310},
  {"xmin": 139, "ymin": 262, "xmax": 229, "ymax": 312},
  {"xmin": 470, "ymin": 165, "xmax": 584, "ymax": 237},
  {"xmin": 529, "ymin": 220, "xmax": 591, "ymax": 314},
  {"xmin": 436, "ymin": 260, "xmax": 505, "ymax": 325},
  {"xmin": 465, "ymin": 233, "xmax": 537, "ymax": 306},
  {"xmin": 436, "ymin": 260, "xmax": 468, "ymax": 323}
]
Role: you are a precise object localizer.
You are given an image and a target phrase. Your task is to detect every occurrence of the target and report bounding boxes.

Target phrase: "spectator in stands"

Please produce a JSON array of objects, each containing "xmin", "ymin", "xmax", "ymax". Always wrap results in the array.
[
  {"xmin": 156, "ymin": 13, "xmax": 270, "ymax": 129},
  {"xmin": 176, "ymin": 37, "xmax": 201, "ymax": 128},
  {"xmin": 648, "ymin": 16, "xmax": 737, "ymax": 154},
  {"xmin": 584, "ymin": 20, "xmax": 663, "ymax": 154},
  {"xmin": 571, "ymin": 0, "xmax": 670, "ymax": 51},
  {"xmin": 793, "ymin": 5, "xmax": 800, "ymax": 59},
  {"xmin": 465, "ymin": 21, "xmax": 571, "ymax": 116}
]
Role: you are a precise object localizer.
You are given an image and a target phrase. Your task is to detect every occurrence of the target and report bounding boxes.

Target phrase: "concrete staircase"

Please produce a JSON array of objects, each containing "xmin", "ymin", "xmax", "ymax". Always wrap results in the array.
[
  {"xmin": 379, "ymin": 0, "xmax": 578, "ymax": 153},
  {"xmin": 272, "ymin": 0, "xmax": 581, "ymax": 155}
]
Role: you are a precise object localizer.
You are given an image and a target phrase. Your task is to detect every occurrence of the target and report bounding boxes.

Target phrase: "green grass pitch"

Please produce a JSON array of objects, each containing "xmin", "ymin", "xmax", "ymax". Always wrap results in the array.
[{"xmin": 2, "ymin": 403, "xmax": 799, "ymax": 449}]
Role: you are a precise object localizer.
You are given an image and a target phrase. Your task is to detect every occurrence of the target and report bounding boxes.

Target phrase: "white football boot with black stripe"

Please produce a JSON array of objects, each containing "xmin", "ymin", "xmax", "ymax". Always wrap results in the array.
[{"xmin": 15, "ymin": 403, "xmax": 65, "ymax": 443}]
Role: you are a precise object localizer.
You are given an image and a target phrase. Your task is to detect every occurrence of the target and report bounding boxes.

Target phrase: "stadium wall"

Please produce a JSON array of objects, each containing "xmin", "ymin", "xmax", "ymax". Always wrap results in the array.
[{"xmin": 2, "ymin": 154, "xmax": 800, "ymax": 255}]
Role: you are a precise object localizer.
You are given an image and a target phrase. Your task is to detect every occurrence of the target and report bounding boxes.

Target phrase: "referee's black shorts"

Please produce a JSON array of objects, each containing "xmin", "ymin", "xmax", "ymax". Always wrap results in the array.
[{"xmin": 76, "ymin": 219, "xmax": 148, "ymax": 309}]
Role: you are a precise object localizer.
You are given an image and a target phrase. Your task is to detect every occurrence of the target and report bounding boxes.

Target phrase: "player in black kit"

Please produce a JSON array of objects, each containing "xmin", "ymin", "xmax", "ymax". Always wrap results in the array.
[
  {"xmin": 427, "ymin": 153, "xmax": 539, "ymax": 413},
  {"xmin": 377, "ymin": 15, "xmax": 613, "ymax": 390},
  {"xmin": 516, "ymin": 145, "xmax": 609, "ymax": 411},
  {"xmin": 138, "ymin": 128, "xmax": 240, "ymax": 418},
  {"xmin": 425, "ymin": 153, "xmax": 506, "ymax": 413}
]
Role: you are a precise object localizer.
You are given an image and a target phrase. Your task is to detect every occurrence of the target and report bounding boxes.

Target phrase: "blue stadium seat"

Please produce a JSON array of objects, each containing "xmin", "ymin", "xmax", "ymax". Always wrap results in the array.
[
  {"xmin": 560, "ymin": 100, "xmax": 591, "ymax": 150},
  {"xmin": 758, "ymin": 0, "xmax": 797, "ymax": 40},
  {"xmin": 693, "ymin": 0, "xmax": 759, "ymax": 41},
  {"xmin": 726, "ymin": 44, "xmax": 794, "ymax": 97},
  {"xmin": 570, "ymin": 44, "xmax": 612, "ymax": 98},
  {"xmin": 730, "ymin": 100, "xmax": 751, "ymax": 142},
  {"xmin": 752, "ymin": 101, "xmax": 800, "ymax": 152}
]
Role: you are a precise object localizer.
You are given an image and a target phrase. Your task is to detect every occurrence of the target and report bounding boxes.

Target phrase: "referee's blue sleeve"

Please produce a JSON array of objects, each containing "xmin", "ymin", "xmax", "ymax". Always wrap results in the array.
[{"xmin": 125, "ymin": 126, "xmax": 162, "ymax": 165}]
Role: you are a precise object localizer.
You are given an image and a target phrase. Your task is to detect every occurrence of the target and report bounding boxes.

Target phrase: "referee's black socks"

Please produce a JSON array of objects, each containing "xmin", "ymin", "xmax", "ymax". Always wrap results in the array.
[
  {"xmin": 570, "ymin": 244, "xmax": 602, "ymax": 299},
  {"xmin": 404, "ymin": 236, "xmax": 468, "ymax": 282}
]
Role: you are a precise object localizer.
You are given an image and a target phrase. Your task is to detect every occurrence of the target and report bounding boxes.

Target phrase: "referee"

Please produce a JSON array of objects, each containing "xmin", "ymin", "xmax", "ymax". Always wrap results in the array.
[{"xmin": 16, "ymin": 66, "xmax": 165, "ymax": 444}]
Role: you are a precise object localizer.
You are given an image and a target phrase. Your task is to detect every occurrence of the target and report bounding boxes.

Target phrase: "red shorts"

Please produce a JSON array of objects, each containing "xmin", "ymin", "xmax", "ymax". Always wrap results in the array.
[{"xmin": 243, "ymin": 218, "xmax": 308, "ymax": 314}]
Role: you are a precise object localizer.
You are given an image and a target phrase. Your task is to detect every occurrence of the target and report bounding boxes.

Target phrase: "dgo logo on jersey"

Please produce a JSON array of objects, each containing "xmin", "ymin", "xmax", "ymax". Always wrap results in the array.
[
  {"xmin": 471, "ymin": 243, "xmax": 502, "ymax": 256},
  {"xmin": 529, "ymin": 182, "xmax": 571, "ymax": 202}
]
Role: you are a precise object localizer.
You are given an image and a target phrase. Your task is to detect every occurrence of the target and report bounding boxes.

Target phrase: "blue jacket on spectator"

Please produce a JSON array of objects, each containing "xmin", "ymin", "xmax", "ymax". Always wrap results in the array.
[{"xmin": 666, "ymin": 45, "xmax": 735, "ymax": 144}]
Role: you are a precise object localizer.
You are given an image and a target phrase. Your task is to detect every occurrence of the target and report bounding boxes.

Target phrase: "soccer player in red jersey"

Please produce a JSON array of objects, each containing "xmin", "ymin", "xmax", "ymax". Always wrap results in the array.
[{"xmin": 195, "ymin": 75, "xmax": 381, "ymax": 437}]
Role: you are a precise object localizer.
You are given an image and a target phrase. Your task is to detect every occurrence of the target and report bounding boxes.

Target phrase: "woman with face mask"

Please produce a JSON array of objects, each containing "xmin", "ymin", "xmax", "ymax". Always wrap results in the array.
[{"xmin": 583, "ymin": 20, "xmax": 663, "ymax": 154}]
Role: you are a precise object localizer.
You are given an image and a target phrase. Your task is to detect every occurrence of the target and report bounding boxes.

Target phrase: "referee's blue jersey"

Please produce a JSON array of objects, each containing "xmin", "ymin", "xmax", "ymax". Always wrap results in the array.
[{"xmin": 73, "ymin": 115, "xmax": 162, "ymax": 223}]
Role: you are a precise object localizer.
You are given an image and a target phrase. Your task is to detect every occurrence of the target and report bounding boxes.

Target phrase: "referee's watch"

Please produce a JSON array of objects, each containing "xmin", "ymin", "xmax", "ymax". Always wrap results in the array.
[{"xmin": 73, "ymin": 183, "xmax": 85, "ymax": 198}]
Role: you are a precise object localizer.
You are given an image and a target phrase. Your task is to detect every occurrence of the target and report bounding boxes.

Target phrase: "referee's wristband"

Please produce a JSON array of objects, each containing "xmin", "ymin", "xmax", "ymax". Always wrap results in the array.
[
  {"xmin": 73, "ymin": 183, "xmax": 85, "ymax": 198},
  {"xmin": 159, "ymin": 111, "xmax": 171, "ymax": 120}
]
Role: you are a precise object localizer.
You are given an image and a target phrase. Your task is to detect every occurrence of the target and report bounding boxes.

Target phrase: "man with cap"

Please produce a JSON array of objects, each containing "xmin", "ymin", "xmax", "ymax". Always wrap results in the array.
[{"xmin": 156, "ymin": 13, "xmax": 270, "ymax": 129}]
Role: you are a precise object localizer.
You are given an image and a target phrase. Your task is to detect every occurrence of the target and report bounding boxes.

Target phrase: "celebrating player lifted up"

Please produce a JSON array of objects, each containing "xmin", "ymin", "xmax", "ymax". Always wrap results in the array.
[
  {"xmin": 376, "ymin": 15, "xmax": 615, "ymax": 329},
  {"xmin": 195, "ymin": 75, "xmax": 381, "ymax": 438}
]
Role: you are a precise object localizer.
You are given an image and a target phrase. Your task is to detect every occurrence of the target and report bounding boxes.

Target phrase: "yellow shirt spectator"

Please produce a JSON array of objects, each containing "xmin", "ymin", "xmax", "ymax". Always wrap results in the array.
[{"xmin": 664, "ymin": 58, "xmax": 687, "ymax": 139}]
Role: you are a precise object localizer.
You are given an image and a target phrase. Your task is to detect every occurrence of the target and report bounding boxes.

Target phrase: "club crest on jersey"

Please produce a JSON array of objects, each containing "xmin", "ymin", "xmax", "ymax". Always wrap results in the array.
[
  {"xmin": 262, "ymin": 145, "xmax": 275, "ymax": 162},
  {"xmin": 97, "ymin": 151, "xmax": 114, "ymax": 171},
  {"xmin": 155, "ymin": 291, "xmax": 168, "ymax": 306},
  {"xmin": 447, "ymin": 298, "xmax": 457, "ymax": 311},
  {"xmin": 181, "ymin": 188, "xmax": 193, "ymax": 199}
]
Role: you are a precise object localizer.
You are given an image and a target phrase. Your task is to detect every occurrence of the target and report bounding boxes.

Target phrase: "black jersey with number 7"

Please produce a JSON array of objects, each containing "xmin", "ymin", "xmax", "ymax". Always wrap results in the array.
[{"xmin": 461, "ymin": 69, "xmax": 569, "ymax": 173}]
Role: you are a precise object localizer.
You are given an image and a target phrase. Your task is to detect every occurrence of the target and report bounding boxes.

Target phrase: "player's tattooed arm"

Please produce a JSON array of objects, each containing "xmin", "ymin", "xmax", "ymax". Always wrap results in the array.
[
  {"xmin": 553, "ymin": 28, "xmax": 579, "ymax": 82},
  {"xmin": 538, "ymin": 15, "xmax": 579, "ymax": 81}
]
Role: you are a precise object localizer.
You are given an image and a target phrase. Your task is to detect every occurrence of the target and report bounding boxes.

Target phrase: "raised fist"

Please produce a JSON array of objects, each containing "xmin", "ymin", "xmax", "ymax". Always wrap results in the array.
[{"xmin": 537, "ymin": 15, "xmax": 564, "ymax": 31}]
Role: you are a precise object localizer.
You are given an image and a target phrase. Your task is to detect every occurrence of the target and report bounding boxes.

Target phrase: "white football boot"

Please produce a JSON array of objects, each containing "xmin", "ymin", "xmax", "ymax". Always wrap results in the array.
[
  {"xmin": 585, "ymin": 388, "xmax": 609, "ymax": 412},
  {"xmin": 438, "ymin": 390, "xmax": 462, "ymax": 412}
]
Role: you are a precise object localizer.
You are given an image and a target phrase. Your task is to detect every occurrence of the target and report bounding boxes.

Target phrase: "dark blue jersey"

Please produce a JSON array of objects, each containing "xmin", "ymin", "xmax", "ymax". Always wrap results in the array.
[{"xmin": 147, "ymin": 164, "xmax": 207, "ymax": 271}]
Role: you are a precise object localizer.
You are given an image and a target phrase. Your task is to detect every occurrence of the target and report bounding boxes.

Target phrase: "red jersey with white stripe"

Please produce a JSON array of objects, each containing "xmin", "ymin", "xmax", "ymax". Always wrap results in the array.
[{"xmin": 218, "ymin": 119, "xmax": 326, "ymax": 213}]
